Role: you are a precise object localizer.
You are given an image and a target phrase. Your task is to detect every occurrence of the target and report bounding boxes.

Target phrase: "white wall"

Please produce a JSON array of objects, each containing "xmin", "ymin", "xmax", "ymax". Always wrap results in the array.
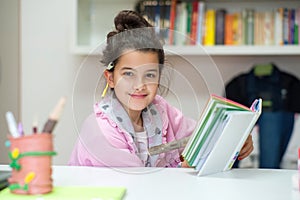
[
  {"xmin": 6, "ymin": 0, "xmax": 300, "ymax": 167},
  {"xmin": 20, "ymin": 0, "xmax": 83, "ymax": 165},
  {"xmin": 0, "ymin": 0, "xmax": 19, "ymax": 164}
]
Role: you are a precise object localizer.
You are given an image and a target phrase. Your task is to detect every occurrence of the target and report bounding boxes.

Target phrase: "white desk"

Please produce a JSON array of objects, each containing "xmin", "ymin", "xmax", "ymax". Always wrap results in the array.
[{"xmin": 1, "ymin": 165, "xmax": 299, "ymax": 200}]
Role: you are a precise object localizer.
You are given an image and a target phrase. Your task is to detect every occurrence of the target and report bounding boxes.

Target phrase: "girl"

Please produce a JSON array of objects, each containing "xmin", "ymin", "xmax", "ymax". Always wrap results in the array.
[{"xmin": 69, "ymin": 10, "xmax": 253, "ymax": 167}]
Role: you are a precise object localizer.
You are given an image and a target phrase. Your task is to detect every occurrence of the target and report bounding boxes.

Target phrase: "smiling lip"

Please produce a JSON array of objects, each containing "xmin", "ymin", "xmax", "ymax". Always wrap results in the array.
[{"xmin": 130, "ymin": 93, "xmax": 147, "ymax": 99}]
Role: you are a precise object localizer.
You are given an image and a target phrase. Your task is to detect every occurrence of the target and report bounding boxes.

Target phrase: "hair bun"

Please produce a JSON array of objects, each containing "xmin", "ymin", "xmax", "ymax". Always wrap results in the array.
[{"xmin": 114, "ymin": 10, "xmax": 152, "ymax": 32}]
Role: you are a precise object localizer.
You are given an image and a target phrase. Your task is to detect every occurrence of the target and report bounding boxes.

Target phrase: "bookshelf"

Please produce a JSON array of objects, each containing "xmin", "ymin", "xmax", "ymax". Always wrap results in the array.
[{"xmin": 71, "ymin": 0, "xmax": 300, "ymax": 56}]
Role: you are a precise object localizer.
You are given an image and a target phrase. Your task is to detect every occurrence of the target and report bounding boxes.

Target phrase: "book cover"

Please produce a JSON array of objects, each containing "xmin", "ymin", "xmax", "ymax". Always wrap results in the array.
[{"xmin": 181, "ymin": 95, "xmax": 262, "ymax": 176}]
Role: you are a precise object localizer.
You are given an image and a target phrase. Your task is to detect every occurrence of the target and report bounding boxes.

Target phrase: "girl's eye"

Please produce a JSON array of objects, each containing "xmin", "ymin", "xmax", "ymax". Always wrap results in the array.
[
  {"xmin": 146, "ymin": 73, "xmax": 156, "ymax": 78},
  {"xmin": 123, "ymin": 71, "xmax": 134, "ymax": 76}
]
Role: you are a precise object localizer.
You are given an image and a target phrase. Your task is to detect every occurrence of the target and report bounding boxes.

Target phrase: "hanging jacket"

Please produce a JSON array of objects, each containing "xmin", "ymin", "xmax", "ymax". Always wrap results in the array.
[{"xmin": 225, "ymin": 64, "xmax": 300, "ymax": 113}]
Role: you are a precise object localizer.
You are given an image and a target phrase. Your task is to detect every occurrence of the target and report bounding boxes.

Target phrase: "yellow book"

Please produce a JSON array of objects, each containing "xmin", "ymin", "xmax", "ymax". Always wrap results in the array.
[
  {"xmin": 204, "ymin": 9, "xmax": 216, "ymax": 46},
  {"xmin": 232, "ymin": 12, "xmax": 243, "ymax": 45}
]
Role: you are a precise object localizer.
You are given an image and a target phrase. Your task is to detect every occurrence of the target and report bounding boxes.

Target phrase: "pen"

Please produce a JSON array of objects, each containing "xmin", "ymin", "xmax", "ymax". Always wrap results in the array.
[
  {"xmin": 5, "ymin": 111, "xmax": 20, "ymax": 138},
  {"xmin": 32, "ymin": 115, "xmax": 38, "ymax": 134},
  {"xmin": 148, "ymin": 136, "xmax": 191, "ymax": 156},
  {"xmin": 42, "ymin": 97, "xmax": 66, "ymax": 134},
  {"xmin": 18, "ymin": 122, "xmax": 24, "ymax": 136}
]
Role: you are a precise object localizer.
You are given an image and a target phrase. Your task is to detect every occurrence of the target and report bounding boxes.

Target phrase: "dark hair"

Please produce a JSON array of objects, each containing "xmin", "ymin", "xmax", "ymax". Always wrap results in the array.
[{"xmin": 101, "ymin": 10, "xmax": 165, "ymax": 73}]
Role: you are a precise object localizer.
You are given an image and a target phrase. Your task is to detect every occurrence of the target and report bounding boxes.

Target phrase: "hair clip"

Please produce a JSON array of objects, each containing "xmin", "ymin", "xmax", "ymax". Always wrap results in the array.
[{"xmin": 106, "ymin": 62, "xmax": 114, "ymax": 70}]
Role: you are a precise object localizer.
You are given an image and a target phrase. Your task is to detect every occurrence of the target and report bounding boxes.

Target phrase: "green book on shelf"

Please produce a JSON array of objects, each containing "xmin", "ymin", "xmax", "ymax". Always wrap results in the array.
[{"xmin": 0, "ymin": 186, "xmax": 126, "ymax": 200}]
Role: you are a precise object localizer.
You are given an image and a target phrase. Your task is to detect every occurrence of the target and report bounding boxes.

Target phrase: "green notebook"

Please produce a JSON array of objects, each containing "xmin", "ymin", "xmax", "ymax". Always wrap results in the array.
[{"xmin": 0, "ymin": 186, "xmax": 126, "ymax": 200}]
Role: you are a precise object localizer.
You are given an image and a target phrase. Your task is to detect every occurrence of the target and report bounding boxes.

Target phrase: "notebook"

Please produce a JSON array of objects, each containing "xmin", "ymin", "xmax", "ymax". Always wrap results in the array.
[
  {"xmin": 0, "ymin": 186, "xmax": 126, "ymax": 200},
  {"xmin": 182, "ymin": 95, "xmax": 262, "ymax": 176},
  {"xmin": 0, "ymin": 171, "xmax": 11, "ymax": 191}
]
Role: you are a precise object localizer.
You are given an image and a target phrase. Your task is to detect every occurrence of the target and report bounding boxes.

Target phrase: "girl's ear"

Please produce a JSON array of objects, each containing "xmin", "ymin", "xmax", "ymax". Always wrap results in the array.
[{"xmin": 104, "ymin": 70, "xmax": 114, "ymax": 88}]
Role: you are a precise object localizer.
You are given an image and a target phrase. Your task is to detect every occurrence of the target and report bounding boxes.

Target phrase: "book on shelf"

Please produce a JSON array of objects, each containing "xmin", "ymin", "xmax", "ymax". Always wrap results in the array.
[
  {"xmin": 185, "ymin": 2, "xmax": 193, "ymax": 45},
  {"xmin": 169, "ymin": 0, "xmax": 177, "ymax": 44},
  {"xmin": 135, "ymin": 0, "xmax": 300, "ymax": 46},
  {"xmin": 225, "ymin": 13, "xmax": 234, "ymax": 45},
  {"xmin": 274, "ymin": 8, "xmax": 284, "ymax": 45},
  {"xmin": 204, "ymin": 9, "xmax": 216, "ymax": 45},
  {"xmin": 174, "ymin": 1, "xmax": 188, "ymax": 45},
  {"xmin": 215, "ymin": 9, "xmax": 226, "ymax": 45},
  {"xmin": 196, "ymin": 1, "xmax": 205, "ymax": 45},
  {"xmin": 181, "ymin": 95, "xmax": 262, "ymax": 176},
  {"xmin": 190, "ymin": 1, "xmax": 199, "ymax": 45}
]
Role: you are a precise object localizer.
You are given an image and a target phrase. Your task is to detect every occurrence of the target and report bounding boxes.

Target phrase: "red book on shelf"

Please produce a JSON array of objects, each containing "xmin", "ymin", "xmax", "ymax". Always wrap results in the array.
[
  {"xmin": 169, "ymin": 0, "xmax": 177, "ymax": 45},
  {"xmin": 190, "ymin": 1, "xmax": 199, "ymax": 45}
]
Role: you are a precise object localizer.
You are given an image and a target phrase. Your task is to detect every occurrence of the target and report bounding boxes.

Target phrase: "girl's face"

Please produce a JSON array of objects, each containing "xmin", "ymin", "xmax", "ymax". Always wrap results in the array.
[{"xmin": 105, "ymin": 50, "xmax": 160, "ymax": 114}]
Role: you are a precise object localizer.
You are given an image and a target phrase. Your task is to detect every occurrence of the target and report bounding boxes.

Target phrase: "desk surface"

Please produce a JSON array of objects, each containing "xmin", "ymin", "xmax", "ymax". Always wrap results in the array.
[{"xmin": 0, "ymin": 165, "xmax": 299, "ymax": 200}]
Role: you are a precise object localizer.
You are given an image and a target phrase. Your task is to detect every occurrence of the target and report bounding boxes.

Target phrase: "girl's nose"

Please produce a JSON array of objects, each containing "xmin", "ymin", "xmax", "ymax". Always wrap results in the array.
[{"xmin": 133, "ymin": 77, "xmax": 146, "ymax": 91}]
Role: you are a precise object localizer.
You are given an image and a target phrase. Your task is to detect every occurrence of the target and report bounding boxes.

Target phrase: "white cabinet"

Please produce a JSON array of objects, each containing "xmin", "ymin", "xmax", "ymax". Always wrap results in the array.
[{"xmin": 71, "ymin": 0, "xmax": 300, "ymax": 56}]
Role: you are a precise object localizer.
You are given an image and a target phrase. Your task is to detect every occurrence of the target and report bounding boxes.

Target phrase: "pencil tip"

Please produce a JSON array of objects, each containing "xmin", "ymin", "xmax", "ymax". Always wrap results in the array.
[{"xmin": 50, "ymin": 96, "xmax": 67, "ymax": 120}]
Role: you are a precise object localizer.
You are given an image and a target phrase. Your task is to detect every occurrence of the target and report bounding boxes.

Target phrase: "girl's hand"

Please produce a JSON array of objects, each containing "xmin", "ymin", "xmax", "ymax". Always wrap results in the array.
[
  {"xmin": 238, "ymin": 134, "xmax": 254, "ymax": 160},
  {"xmin": 181, "ymin": 160, "xmax": 192, "ymax": 168}
]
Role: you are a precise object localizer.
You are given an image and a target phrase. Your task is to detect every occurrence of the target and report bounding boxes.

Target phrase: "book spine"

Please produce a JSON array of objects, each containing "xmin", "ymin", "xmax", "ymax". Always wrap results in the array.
[
  {"xmin": 225, "ymin": 13, "xmax": 234, "ymax": 45},
  {"xmin": 232, "ymin": 12, "xmax": 242, "ymax": 45},
  {"xmin": 283, "ymin": 8, "xmax": 289, "ymax": 45},
  {"xmin": 246, "ymin": 9, "xmax": 254, "ymax": 45},
  {"xmin": 186, "ymin": 2, "xmax": 193, "ymax": 45},
  {"xmin": 215, "ymin": 9, "xmax": 226, "ymax": 45},
  {"xmin": 196, "ymin": 2, "xmax": 205, "ymax": 45},
  {"xmin": 296, "ymin": 8, "xmax": 300, "ymax": 45},
  {"xmin": 289, "ymin": 8, "xmax": 295, "ymax": 44},
  {"xmin": 175, "ymin": 2, "xmax": 187, "ymax": 45},
  {"xmin": 154, "ymin": 0, "xmax": 160, "ymax": 33},
  {"xmin": 190, "ymin": 1, "xmax": 199, "ymax": 45},
  {"xmin": 169, "ymin": 0, "xmax": 176, "ymax": 45},
  {"xmin": 263, "ymin": 11, "xmax": 274, "ymax": 45},
  {"xmin": 274, "ymin": 8, "xmax": 284, "ymax": 45},
  {"xmin": 298, "ymin": 8, "xmax": 300, "ymax": 45},
  {"xmin": 204, "ymin": 9, "xmax": 216, "ymax": 46},
  {"xmin": 161, "ymin": 0, "xmax": 171, "ymax": 44},
  {"xmin": 254, "ymin": 12, "xmax": 260, "ymax": 45}
]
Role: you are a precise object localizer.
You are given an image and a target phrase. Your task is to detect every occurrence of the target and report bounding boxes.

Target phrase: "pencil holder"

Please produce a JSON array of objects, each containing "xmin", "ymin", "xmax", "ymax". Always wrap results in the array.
[{"xmin": 7, "ymin": 133, "xmax": 56, "ymax": 195}]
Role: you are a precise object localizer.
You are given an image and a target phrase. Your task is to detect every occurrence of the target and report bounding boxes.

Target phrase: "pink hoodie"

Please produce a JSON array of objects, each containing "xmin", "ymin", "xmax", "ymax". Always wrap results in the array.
[{"xmin": 69, "ymin": 95, "xmax": 196, "ymax": 167}]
